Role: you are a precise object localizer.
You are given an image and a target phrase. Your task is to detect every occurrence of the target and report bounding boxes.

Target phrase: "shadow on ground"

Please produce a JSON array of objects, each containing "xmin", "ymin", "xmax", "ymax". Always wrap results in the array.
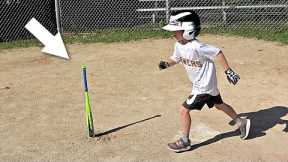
[
  {"xmin": 187, "ymin": 106, "xmax": 288, "ymax": 152},
  {"xmin": 95, "ymin": 114, "xmax": 161, "ymax": 137}
]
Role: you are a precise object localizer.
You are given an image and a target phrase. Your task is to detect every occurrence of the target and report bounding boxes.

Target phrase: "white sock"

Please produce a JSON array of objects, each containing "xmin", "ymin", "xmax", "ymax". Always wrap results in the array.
[
  {"xmin": 181, "ymin": 135, "xmax": 190, "ymax": 143},
  {"xmin": 235, "ymin": 117, "xmax": 242, "ymax": 128}
]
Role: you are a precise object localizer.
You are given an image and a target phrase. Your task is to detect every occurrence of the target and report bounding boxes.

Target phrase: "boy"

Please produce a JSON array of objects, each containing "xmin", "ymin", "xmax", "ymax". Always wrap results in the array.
[{"xmin": 159, "ymin": 10, "xmax": 251, "ymax": 153}]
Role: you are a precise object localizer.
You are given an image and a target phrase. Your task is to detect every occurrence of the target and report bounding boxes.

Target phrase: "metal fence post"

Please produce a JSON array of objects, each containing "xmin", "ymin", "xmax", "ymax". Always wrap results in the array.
[
  {"xmin": 165, "ymin": 0, "xmax": 170, "ymax": 23},
  {"xmin": 222, "ymin": 0, "xmax": 227, "ymax": 26},
  {"xmin": 55, "ymin": 0, "xmax": 62, "ymax": 34}
]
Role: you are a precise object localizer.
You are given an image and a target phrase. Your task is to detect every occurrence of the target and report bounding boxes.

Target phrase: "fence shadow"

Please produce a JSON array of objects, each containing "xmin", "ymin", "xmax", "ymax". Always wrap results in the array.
[
  {"xmin": 95, "ymin": 114, "xmax": 161, "ymax": 137},
  {"xmin": 188, "ymin": 106, "xmax": 288, "ymax": 152}
]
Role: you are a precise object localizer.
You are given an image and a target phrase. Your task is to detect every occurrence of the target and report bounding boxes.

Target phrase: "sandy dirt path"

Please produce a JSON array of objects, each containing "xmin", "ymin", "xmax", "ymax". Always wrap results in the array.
[{"xmin": 0, "ymin": 34, "xmax": 287, "ymax": 161}]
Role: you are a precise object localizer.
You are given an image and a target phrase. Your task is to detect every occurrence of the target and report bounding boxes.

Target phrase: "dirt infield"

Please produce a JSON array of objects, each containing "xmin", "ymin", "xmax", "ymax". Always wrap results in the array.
[{"xmin": 0, "ymin": 34, "xmax": 287, "ymax": 162}]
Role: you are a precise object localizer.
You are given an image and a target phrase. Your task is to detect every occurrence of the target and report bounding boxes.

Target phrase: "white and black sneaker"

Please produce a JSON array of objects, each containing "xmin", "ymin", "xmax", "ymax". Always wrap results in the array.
[
  {"xmin": 239, "ymin": 118, "xmax": 251, "ymax": 140},
  {"xmin": 168, "ymin": 138, "xmax": 191, "ymax": 153}
]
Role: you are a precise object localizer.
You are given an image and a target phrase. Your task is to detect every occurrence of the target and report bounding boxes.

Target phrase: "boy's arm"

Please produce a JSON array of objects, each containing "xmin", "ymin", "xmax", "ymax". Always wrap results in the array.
[
  {"xmin": 216, "ymin": 51, "xmax": 230, "ymax": 71},
  {"xmin": 216, "ymin": 51, "xmax": 240, "ymax": 85},
  {"xmin": 158, "ymin": 59, "xmax": 177, "ymax": 70}
]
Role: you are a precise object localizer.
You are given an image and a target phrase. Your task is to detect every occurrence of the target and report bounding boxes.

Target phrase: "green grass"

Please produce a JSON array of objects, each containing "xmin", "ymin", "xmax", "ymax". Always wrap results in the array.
[
  {"xmin": 204, "ymin": 27, "xmax": 288, "ymax": 44},
  {"xmin": 1, "ymin": 27, "xmax": 288, "ymax": 50},
  {"xmin": 0, "ymin": 39, "xmax": 40, "ymax": 49},
  {"xmin": 0, "ymin": 30, "xmax": 172, "ymax": 50},
  {"xmin": 64, "ymin": 30, "xmax": 172, "ymax": 44}
]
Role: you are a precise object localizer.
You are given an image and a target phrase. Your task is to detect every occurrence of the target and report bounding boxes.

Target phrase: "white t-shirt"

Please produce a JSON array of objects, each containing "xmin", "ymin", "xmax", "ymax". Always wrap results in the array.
[{"xmin": 170, "ymin": 40, "xmax": 221, "ymax": 96}]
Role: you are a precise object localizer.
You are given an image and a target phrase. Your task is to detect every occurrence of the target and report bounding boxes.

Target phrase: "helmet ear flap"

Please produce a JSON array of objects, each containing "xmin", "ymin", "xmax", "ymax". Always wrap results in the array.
[
  {"xmin": 181, "ymin": 22, "xmax": 199, "ymax": 40},
  {"xmin": 183, "ymin": 30, "xmax": 195, "ymax": 40}
]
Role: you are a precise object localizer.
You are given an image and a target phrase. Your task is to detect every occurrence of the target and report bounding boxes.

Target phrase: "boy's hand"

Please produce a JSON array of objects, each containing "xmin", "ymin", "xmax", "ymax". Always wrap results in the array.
[
  {"xmin": 225, "ymin": 68, "xmax": 240, "ymax": 85},
  {"xmin": 159, "ymin": 60, "xmax": 169, "ymax": 70}
]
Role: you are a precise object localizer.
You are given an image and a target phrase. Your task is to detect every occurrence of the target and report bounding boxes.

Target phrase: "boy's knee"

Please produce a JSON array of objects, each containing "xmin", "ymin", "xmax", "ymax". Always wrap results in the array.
[
  {"xmin": 180, "ymin": 105, "xmax": 190, "ymax": 114},
  {"xmin": 215, "ymin": 103, "xmax": 226, "ymax": 110}
]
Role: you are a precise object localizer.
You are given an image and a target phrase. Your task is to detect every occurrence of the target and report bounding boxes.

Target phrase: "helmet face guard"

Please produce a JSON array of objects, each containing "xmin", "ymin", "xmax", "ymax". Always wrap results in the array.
[{"xmin": 162, "ymin": 11, "xmax": 201, "ymax": 40}]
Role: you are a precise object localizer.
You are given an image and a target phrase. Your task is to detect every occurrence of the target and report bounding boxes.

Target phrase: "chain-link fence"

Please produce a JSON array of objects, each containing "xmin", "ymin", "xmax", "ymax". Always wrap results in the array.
[
  {"xmin": 60, "ymin": 0, "xmax": 288, "ymax": 33},
  {"xmin": 1, "ymin": 0, "xmax": 288, "ymax": 42},
  {"xmin": 0, "ymin": 0, "xmax": 57, "ymax": 42}
]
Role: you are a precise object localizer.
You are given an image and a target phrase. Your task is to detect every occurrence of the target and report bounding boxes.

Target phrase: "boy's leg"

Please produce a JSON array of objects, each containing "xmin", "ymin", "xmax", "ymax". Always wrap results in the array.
[
  {"xmin": 214, "ymin": 102, "xmax": 251, "ymax": 139},
  {"xmin": 168, "ymin": 94, "xmax": 207, "ymax": 152},
  {"xmin": 180, "ymin": 105, "xmax": 191, "ymax": 141},
  {"xmin": 214, "ymin": 102, "xmax": 238, "ymax": 120},
  {"xmin": 168, "ymin": 105, "xmax": 192, "ymax": 152}
]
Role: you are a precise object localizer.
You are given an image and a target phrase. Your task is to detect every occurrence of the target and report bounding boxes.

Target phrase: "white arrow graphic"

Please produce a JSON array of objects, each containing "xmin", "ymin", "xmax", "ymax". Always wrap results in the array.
[{"xmin": 25, "ymin": 18, "xmax": 69, "ymax": 59}]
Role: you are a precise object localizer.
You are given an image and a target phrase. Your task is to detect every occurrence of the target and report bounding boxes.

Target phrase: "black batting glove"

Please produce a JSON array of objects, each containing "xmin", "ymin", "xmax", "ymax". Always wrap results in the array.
[
  {"xmin": 225, "ymin": 68, "xmax": 240, "ymax": 85},
  {"xmin": 159, "ymin": 60, "xmax": 169, "ymax": 70}
]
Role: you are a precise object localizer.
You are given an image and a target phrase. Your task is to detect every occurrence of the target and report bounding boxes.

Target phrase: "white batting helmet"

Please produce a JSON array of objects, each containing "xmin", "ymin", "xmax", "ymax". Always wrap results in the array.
[{"xmin": 162, "ymin": 10, "xmax": 201, "ymax": 40}]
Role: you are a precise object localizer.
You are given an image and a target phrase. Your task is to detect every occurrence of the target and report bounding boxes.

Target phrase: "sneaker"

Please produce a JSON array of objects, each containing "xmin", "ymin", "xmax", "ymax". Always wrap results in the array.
[
  {"xmin": 168, "ymin": 138, "xmax": 191, "ymax": 153},
  {"xmin": 239, "ymin": 118, "xmax": 251, "ymax": 139}
]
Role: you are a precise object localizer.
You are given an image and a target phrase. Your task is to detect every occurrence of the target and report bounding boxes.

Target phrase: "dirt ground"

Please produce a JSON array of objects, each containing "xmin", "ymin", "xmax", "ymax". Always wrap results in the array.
[{"xmin": 0, "ymin": 34, "xmax": 287, "ymax": 162}]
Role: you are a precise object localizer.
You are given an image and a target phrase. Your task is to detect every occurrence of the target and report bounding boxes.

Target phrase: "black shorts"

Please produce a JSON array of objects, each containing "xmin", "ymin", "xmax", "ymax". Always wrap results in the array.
[{"xmin": 182, "ymin": 94, "xmax": 223, "ymax": 110}]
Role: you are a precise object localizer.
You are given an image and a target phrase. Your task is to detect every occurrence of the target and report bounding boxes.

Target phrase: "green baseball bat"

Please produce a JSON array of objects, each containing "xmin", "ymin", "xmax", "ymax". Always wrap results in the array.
[{"xmin": 82, "ymin": 65, "xmax": 95, "ymax": 138}]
